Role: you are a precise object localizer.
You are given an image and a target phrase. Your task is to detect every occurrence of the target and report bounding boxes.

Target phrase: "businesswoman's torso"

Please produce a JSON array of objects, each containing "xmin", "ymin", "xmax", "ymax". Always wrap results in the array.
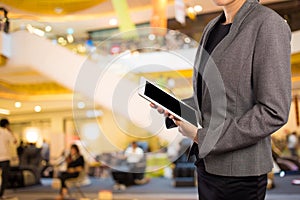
[{"xmin": 194, "ymin": 0, "xmax": 291, "ymax": 176}]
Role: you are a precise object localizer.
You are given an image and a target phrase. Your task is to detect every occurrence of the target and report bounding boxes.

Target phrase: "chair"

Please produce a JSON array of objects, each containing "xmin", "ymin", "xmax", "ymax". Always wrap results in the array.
[
  {"xmin": 65, "ymin": 165, "xmax": 91, "ymax": 198},
  {"xmin": 19, "ymin": 145, "xmax": 43, "ymax": 184},
  {"xmin": 8, "ymin": 145, "xmax": 43, "ymax": 188}
]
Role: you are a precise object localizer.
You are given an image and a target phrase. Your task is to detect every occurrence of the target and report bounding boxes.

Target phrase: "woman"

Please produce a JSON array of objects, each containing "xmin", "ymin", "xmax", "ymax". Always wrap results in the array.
[
  {"xmin": 57, "ymin": 144, "xmax": 84, "ymax": 199},
  {"xmin": 152, "ymin": 0, "xmax": 291, "ymax": 199}
]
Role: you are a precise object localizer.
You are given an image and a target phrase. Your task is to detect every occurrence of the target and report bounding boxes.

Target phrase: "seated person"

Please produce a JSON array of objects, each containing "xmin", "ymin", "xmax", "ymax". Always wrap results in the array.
[
  {"xmin": 112, "ymin": 141, "xmax": 149, "ymax": 190},
  {"xmin": 56, "ymin": 144, "xmax": 84, "ymax": 199},
  {"xmin": 120, "ymin": 142, "xmax": 149, "ymax": 187},
  {"xmin": 125, "ymin": 141, "xmax": 144, "ymax": 165}
]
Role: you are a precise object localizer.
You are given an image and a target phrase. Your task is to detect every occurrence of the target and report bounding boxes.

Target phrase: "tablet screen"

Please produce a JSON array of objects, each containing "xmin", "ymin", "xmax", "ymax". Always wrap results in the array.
[{"xmin": 143, "ymin": 80, "xmax": 198, "ymax": 127}]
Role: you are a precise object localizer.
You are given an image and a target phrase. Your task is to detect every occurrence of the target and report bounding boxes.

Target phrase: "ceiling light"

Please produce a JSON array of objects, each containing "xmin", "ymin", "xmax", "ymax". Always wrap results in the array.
[
  {"xmin": 58, "ymin": 37, "xmax": 67, "ymax": 46},
  {"xmin": 77, "ymin": 44, "xmax": 86, "ymax": 53},
  {"xmin": 45, "ymin": 25, "xmax": 52, "ymax": 32},
  {"xmin": 184, "ymin": 37, "xmax": 191, "ymax": 43},
  {"xmin": 67, "ymin": 28, "xmax": 74, "ymax": 35},
  {"xmin": 15, "ymin": 102, "xmax": 22, "ymax": 108},
  {"xmin": 58, "ymin": 37, "xmax": 64, "ymax": 43},
  {"xmin": 33, "ymin": 28, "xmax": 45, "ymax": 37},
  {"xmin": 148, "ymin": 34, "xmax": 156, "ymax": 41},
  {"xmin": 187, "ymin": 7, "xmax": 196, "ymax": 20},
  {"xmin": 26, "ymin": 24, "xmax": 34, "ymax": 33},
  {"xmin": 167, "ymin": 78, "xmax": 175, "ymax": 88},
  {"xmin": 67, "ymin": 34, "xmax": 74, "ymax": 43},
  {"xmin": 187, "ymin": 7, "xmax": 195, "ymax": 13},
  {"xmin": 34, "ymin": 105, "xmax": 41, "ymax": 112},
  {"xmin": 109, "ymin": 18, "xmax": 118, "ymax": 26},
  {"xmin": 86, "ymin": 110, "xmax": 103, "ymax": 118},
  {"xmin": 26, "ymin": 24, "xmax": 45, "ymax": 37},
  {"xmin": 194, "ymin": 5, "xmax": 203, "ymax": 13},
  {"xmin": 77, "ymin": 102, "xmax": 85, "ymax": 109},
  {"xmin": 54, "ymin": 7, "xmax": 63, "ymax": 14},
  {"xmin": 0, "ymin": 108, "xmax": 10, "ymax": 115}
]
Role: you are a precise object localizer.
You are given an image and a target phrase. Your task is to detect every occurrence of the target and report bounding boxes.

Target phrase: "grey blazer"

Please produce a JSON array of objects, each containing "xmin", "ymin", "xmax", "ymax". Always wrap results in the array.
[{"xmin": 187, "ymin": 0, "xmax": 291, "ymax": 176}]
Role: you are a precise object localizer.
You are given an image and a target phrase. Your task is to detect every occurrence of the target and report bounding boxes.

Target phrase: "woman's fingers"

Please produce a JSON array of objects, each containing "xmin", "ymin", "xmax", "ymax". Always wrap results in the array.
[
  {"xmin": 164, "ymin": 110, "xmax": 170, "ymax": 117},
  {"xmin": 158, "ymin": 109, "xmax": 164, "ymax": 114},
  {"xmin": 150, "ymin": 103, "xmax": 165, "ymax": 114},
  {"xmin": 150, "ymin": 103, "xmax": 173, "ymax": 118},
  {"xmin": 150, "ymin": 103, "xmax": 157, "ymax": 108},
  {"xmin": 169, "ymin": 114, "xmax": 182, "ymax": 126}
]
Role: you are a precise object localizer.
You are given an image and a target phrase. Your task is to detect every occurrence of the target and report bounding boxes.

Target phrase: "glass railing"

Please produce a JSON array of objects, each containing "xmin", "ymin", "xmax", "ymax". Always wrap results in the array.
[{"xmin": 8, "ymin": 19, "xmax": 199, "ymax": 57}]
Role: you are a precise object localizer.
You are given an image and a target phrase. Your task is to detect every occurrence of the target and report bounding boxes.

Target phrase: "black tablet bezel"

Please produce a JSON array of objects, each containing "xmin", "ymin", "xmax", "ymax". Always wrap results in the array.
[{"xmin": 138, "ymin": 77, "xmax": 200, "ymax": 128}]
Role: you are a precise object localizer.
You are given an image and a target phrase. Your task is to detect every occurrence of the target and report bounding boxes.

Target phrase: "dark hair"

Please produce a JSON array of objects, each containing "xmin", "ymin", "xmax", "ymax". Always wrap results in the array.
[
  {"xmin": 0, "ymin": 118, "xmax": 9, "ymax": 128},
  {"xmin": 71, "ymin": 144, "xmax": 80, "ymax": 154}
]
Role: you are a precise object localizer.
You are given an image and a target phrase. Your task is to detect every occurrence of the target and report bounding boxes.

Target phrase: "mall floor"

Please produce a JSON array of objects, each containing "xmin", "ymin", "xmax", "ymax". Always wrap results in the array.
[{"xmin": 4, "ymin": 173, "xmax": 300, "ymax": 200}]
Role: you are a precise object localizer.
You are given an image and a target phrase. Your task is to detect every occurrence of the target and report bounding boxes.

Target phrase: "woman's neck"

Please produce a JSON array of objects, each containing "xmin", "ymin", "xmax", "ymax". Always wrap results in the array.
[{"xmin": 222, "ymin": 0, "xmax": 246, "ymax": 24}]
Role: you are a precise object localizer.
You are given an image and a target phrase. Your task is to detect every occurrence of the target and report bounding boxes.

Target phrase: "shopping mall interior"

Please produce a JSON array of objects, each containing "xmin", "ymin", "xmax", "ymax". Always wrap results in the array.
[{"xmin": 0, "ymin": 0, "xmax": 300, "ymax": 199}]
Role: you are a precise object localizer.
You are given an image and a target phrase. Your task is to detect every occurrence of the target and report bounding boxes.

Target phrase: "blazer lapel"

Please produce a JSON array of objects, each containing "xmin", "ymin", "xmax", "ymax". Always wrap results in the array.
[
  {"xmin": 211, "ymin": 0, "xmax": 259, "ymax": 61},
  {"xmin": 193, "ymin": 16, "xmax": 221, "ymax": 115},
  {"xmin": 198, "ymin": 0, "xmax": 259, "ymax": 107}
]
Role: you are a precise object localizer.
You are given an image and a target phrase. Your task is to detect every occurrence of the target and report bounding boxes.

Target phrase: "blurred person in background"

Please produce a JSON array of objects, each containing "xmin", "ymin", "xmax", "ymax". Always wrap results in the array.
[
  {"xmin": 287, "ymin": 132, "xmax": 298, "ymax": 158},
  {"xmin": 56, "ymin": 144, "xmax": 84, "ymax": 200},
  {"xmin": 0, "ymin": 118, "xmax": 17, "ymax": 199}
]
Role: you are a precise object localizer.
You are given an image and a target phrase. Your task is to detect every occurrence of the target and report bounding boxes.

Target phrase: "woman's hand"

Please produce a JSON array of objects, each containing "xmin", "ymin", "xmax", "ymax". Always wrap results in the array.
[
  {"xmin": 67, "ymin": 168, "xmax": 75, "ymax": 173},
  {"xmin": 67, "ymin": 166, "xmax": 83, "ymax": 173},
  {"xmin": 169, "ymin": 115, "xmax": 198, "ymax": 142},
  {"xmin": 150, "ymin": 103, "xmax": 170, "ymax": 117},
  {"xmin": 150, "ymin": 103, "xmax": 198, "ymax": 142}
]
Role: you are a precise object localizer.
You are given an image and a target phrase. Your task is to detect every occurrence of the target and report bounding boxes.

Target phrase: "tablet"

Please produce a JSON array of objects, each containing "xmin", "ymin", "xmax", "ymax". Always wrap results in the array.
[{"xmin": 138, "ymin": 77, "xmax": 200, "ymax": 128}]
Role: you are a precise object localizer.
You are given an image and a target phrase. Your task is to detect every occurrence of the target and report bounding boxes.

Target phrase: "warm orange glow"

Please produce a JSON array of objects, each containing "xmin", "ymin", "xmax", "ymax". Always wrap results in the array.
[
  {"xmin": 98, "ymin": 190, "xmax": 113, "ymax": 200},
  {"xmin": 151, "ymin": 0, "xmax": 168, "ymax": 35},
  {"xmin": 0, "ymin": 0, "xmax": 107, "ymax": 15},
  {"xmin": 291, "ymin": 52, "xmax": 300, "ymax": 65},
  {"xmin": 292, "ymin": 76, "xmax": 300, "ymax": 82}
]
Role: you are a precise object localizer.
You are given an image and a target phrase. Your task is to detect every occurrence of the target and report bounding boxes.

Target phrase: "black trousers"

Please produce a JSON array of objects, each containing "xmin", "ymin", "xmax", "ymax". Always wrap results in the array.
[
  {"xmin": 196, "ymin": 160, "xmax": 267, "ymax": 200},
  {"xmin": 0, "ymin": 160, "xmax": 10, "ymax": 197},
  {"xmin": 59, "ymin": 172, "xmax": 79, "ymax": 191}
]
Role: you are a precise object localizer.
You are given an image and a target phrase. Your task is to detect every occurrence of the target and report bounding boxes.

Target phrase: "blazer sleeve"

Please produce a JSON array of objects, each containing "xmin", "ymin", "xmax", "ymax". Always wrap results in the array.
[{"xmin": 196, "ymin": 14, "xmax": 292, "ymax": 156}]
